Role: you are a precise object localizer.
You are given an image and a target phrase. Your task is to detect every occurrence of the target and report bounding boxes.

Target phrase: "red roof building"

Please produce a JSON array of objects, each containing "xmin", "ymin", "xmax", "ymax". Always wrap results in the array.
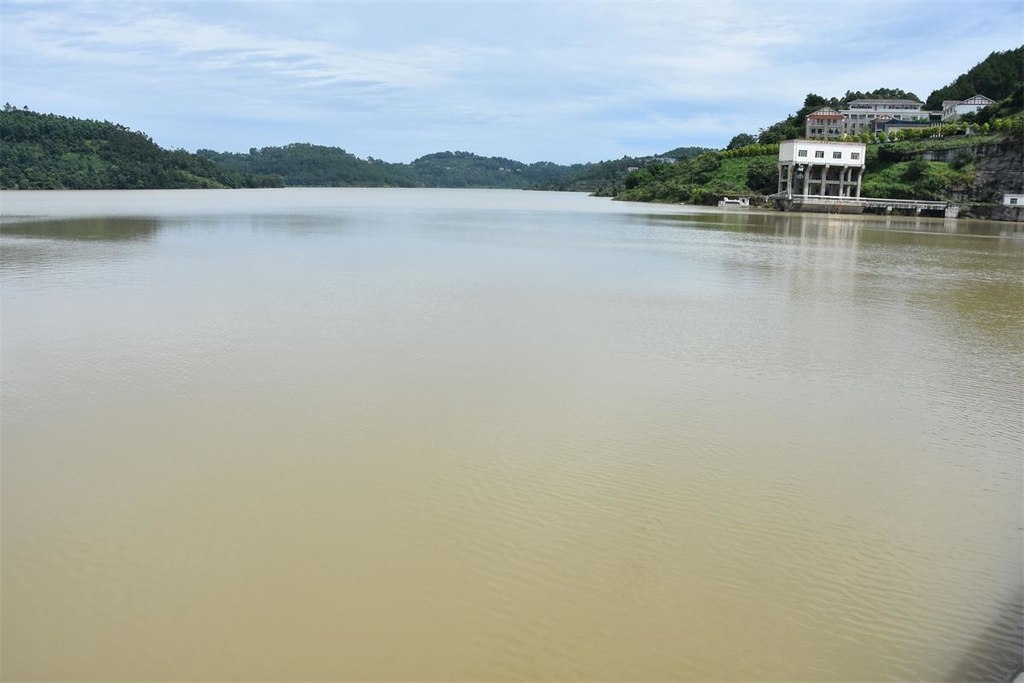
[{"xmin": 804, "ymin": 107, "xmax": 844, "ymax": 139}]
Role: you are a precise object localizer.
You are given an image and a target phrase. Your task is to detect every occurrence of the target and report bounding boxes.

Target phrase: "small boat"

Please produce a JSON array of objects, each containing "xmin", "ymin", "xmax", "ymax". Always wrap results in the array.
[{"xmin": 718, "ymin": 196, "xmax": 750, "ymax": 208}]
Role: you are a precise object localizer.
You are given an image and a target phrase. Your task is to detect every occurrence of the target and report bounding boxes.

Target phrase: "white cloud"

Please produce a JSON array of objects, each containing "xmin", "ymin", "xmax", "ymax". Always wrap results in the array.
[{"xmin": 1, "ymin": 0, "xmax": 1020, "ymax": 163}]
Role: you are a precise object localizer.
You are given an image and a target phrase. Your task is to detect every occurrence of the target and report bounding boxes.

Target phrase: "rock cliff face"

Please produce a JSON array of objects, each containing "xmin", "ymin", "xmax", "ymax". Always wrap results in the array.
[
  {"xmin": 967, "ymin": 141, "xmax": 1023, "ymax": 220},
  {"xmin": 965, "ymin": 204, "xmax": 1024, "ymax": 221},
  {"xmin": 972, "ymin": 141, "xmax": 1024, "ymax": 201},
  {"xmin": 924, "ymin": 140, "xmax": 1024, "ymax": 220}
]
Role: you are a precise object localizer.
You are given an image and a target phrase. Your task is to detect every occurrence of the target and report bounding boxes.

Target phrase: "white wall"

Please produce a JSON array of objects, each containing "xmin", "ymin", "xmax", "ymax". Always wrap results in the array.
[{"xmin": 779, "ymin": 140, "xmax": 866, "ymax": 168}]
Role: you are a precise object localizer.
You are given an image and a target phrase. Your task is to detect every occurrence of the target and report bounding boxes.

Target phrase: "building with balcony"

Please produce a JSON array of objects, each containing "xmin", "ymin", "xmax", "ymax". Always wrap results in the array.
[{"xmin": 804, "ymin": 107, "xmax": 844, "ymax": 139}]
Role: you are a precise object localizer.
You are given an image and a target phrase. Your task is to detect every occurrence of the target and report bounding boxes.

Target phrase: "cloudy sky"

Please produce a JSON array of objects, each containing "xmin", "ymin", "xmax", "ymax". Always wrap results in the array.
[{"xmin": 1, "ymin": 1, "xmax": 1020, "ymax": 164}]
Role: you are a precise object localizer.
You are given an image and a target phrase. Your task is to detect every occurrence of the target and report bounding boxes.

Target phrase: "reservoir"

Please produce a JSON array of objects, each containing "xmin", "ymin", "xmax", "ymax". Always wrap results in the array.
[{"xmin": 2, "ymin": 189, "xmax": 1021, "ymax": 680}]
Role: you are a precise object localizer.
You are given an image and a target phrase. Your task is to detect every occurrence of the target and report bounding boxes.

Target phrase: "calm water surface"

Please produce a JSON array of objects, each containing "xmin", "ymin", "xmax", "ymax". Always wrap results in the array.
[{"xmin": 2, "ymin": 189, "xmax": 1022, "ymax": 681}]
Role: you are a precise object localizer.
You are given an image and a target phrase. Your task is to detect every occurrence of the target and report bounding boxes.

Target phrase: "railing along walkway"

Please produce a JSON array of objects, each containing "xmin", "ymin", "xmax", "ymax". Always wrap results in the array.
[{"xmin": 770, "ymin": 193, "xmax": 948, "ymax": 212}]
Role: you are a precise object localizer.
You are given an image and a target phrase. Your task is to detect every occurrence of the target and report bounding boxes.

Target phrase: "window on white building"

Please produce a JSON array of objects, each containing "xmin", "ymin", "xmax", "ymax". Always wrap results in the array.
[
  {"xmin": 851, "ymin": 152, "xmax": 860, "ymax": 160},
  {"xmin": 814, "ymin": 151, "xmax": 824, "ymax": 158},
  {"xmin": 833, "ymin": 151, "xmax": 842, "ymax": 159},
  {"xmin": 798, "ymin": 150, "xmax": 807, "ymax": 157},
  {"xmin": 1011, "ymin": 198, "xmax": 1019, "ymax": 205}
]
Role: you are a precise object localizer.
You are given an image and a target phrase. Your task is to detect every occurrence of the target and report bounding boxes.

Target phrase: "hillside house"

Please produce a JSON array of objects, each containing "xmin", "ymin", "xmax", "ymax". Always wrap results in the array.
[
  {"xmin": 798, "ymin": 96, "xmax": 999, "ymax": 139},
  {"xmin": 804, "ymin": 107, "xmax": 844, "ymax": 139},
  {"xmin": 941, "ymin": 95, "xmax": 996, "ymax": 121}
]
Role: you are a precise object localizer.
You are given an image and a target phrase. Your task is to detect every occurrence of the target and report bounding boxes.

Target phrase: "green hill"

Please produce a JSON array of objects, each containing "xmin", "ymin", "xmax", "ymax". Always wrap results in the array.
[
  {"xmin": 201, "ymin": 147, "xmax": 587, "ymax": 190},
  {"xmin": 924, "ymin": 47, "xmax": 1024, "ymax": 110},
  {"xmin": 407, "ymin": 151, "xmax": 584, "ymax": 189},
  {"xmin": 0, "ymin": 104, "xmax": 706, "ymax": 194},
  {"xmin": 535, "ymin": 148, "xmax": 715, "ymax": 196},
  {"xmin": 0, "ymin": 105, "xmax": 278, "ymax": 190},
  {"xmin": 197, "ymin": 143, "xmax": 417, "ymax": 188}
]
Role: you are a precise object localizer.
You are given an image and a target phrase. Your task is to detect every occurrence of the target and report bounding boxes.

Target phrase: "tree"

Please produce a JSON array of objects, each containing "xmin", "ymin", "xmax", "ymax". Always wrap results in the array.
[
  {"xmin": 902, "ymin": 158, "xmax": 929, "ymax": 182},
  {"xmin": 746, "ymin": 157, "xmax": 777, "ymax": 194},
  {"xmin": 727, "ymin": 133, "xmax": 756, "ymax": 150},
  {"xmin": 689, "ymin": 152, "xmax": 723, "ymax": 185},
  {"xmin": 924, "ymin": 47, "xmax": 1024, "ymax": 110},
  {"xmin": 803, "ymin": 93, "xmax": 830, "ymax": 109},
  {"xmin": 842, "ymin": 88, "xmax": 920, "ymax": 104}
]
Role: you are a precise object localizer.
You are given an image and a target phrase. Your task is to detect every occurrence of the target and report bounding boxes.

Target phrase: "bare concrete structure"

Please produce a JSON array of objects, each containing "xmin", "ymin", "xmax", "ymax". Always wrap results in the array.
[{"xmin": 777, "ymin": 139, "xmax": 866, "ymax": 199}]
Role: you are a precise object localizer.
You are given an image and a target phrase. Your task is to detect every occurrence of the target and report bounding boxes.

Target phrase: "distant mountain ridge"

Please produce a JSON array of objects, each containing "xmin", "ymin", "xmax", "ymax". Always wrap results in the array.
[
  {"xmin": 2, "ymin": 46, "xmax": 1019, "ymax": 192},
  {"xmin": 197, "ymin": 146, "xmax": 587, "ymax": 190},
  {"xmin": 0, "ymin": 106, "xmax": 700, "ymax": 192}
]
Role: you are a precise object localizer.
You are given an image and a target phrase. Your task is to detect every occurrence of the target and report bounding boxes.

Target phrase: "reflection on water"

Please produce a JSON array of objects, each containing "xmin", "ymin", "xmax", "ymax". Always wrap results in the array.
[
  {"xmin": 0, "ymin": 218, "xmax": 161, "ymax": 280},
  {"xmin": 668, "ymin": 208, "xmax": 1024, "ymax": 242},
  {"xmin": 0, "ymin": 216, "xmax": 161, "ymax": 241},
  {"xmin": 1, "ymin": 189, "xmax": 1022, "ymax": 681},
  {"xmin": 946, "ymin": 587, "xmax": 1024, "ymax": 683}
]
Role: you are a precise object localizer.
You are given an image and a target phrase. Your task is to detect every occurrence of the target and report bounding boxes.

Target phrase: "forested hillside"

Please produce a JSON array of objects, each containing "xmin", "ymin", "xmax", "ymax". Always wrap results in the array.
[
  {"xmin": 535, "ymin": 147, "xmax": 713, "ymax": 195},
  {"xmin": 198, "ymin": 146, "xmax": 587, "ymax": 189},
  {"xmin": 198, "ymin": 144, "xmax": 417, "ymax": 187},
  {"xmin": 924, "ymin": 47, "xmax": 1023, "ymax": 110},
  {"xmin": 195, "ymin": 145, "xmax": 712, "ymax": 193},
  {"xmin": 0, "ymin": 106, "xmax": 278, "ymax": 190},
  {"xmin": 407, "ymin": 151, "xmax": 583, "ymax": 188}
]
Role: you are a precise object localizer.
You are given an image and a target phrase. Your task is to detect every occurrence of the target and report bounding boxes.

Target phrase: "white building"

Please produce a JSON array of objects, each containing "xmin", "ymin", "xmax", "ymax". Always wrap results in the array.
[
  {"xmin": 804, "ymin": 99, "xmax": 941, "ymax": 140},
  {"xmin": 840, "ymin": 99, "xmax": 933, "ymax": 135},
  {"xmin": 941, "ymin": 95, "xmax": 996, "ymax": 121},
  {"xmin": 1002, "ymin": 193, "xmax": 1024, "ymax": 206},
  {"xmin": 778, "ymin": 140, "xmax": 866, "ymax": 198}
]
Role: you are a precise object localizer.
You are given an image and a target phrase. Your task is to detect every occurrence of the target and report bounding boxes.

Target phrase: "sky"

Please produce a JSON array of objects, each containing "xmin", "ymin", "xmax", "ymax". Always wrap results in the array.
[{"xmin": 1, "ymin": 1, "xmax": 1021, "ymax": 164}]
